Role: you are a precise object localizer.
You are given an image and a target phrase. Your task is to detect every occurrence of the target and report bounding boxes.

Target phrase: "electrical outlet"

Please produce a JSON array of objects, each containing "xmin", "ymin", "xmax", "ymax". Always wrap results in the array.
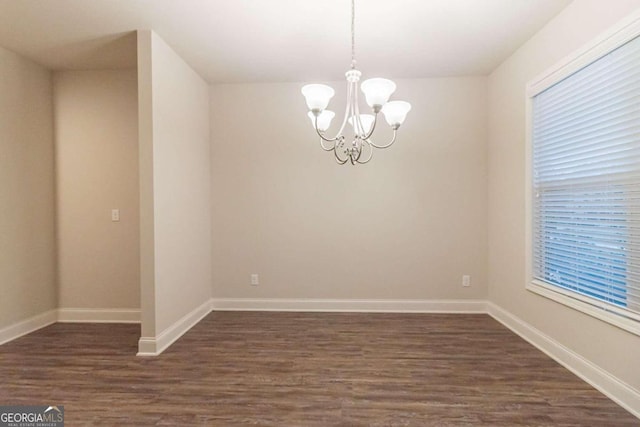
[
  {"xmin": 251, "ymin": 274, "xmax": 259, "ymax": 286},
  {"xmin": 111, "ymin": 209, "xmax": 120, "ymax": 222},
  {"xmin": 462, "ymin": 275, "xmax": 471, "ymax": 287}
]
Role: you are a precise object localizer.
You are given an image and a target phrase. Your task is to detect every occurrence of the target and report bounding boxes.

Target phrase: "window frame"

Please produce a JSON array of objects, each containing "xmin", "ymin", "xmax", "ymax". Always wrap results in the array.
[{"xmin": 525, "ymin": 12, "xmax": 640, "ymax": 337}]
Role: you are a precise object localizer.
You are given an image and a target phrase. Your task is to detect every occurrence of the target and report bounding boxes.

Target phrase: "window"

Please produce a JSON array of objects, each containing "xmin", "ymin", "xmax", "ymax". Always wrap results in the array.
[{"xmin": 527, "ymin": 17, "xmax": 640, "ymax": 335}]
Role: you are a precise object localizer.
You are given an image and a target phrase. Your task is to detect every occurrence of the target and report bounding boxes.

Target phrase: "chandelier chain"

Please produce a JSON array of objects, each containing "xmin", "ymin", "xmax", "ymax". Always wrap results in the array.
[{"xmin": 351, "ymin": 0, "xmax": 356, "ymax": 69}]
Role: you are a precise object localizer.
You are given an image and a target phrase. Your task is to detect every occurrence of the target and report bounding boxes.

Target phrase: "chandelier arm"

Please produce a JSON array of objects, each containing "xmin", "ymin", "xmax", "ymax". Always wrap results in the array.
[
  {"xmin": 319, "ymin": 137, "xmax": 335, "ymax": 151},
  {"xmin": 361, "ymin": 112, "xmax": 379, "ymax": 140},
  {"xmin": 356, "ymin": 140, "xmax": 374, "ymax": 164},
  {"xmin": 336, "ymin": 80, "xmax": 354, "ymax": 137},
  {"xmin": 367, "ymin": 129, "xmax": 397, "ymax": 149},
  {"xmin": 314, "ymin": 117, "xmax": 341, "ymax": 142},
  {"xmin": 333, "ymin": 147, "xmax": 349, "ymax": 165},
  {"xmin": 352, "ymin": 83, "xmax": 378, "ymax": 141},
  {"xmin": 353, "ymin": 82, "xmax": 365, "ymax": 137},
  {"xmin": 352, "ymin": 139, "xmax": 363, "ymax": 163},
  {"xmin": 316, "ymin": 80, "xmax": 353, "ymax": 142},
  {"xmin": 356, "ymin": 139, "xmax": 367, "ymax": 163}
]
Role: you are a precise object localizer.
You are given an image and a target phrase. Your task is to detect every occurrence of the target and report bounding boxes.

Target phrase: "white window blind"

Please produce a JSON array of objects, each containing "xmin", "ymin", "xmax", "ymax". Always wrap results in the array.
[{"xmin": 531, "ymin": 33, "xmax": 640, "ymax": 322}]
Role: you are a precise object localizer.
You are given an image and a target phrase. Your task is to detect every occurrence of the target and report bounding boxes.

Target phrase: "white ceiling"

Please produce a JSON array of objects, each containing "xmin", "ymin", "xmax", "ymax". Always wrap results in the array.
[{"xmin": 0, "ymin": 0, "xmax": 571, "ymax": 83}]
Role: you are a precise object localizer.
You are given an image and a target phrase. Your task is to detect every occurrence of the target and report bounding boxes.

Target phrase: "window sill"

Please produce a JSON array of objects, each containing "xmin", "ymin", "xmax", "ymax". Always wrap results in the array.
[{"xmin": 527, "ymin": 280, "xmax": 640, "ymax": 337}]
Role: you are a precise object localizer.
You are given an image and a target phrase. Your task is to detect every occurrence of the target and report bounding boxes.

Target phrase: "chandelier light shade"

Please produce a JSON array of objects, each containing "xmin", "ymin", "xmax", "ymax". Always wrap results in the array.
[
  {"xmin": 301, "ymin": 0, "xmax": 411, "ymax": 165},
  {"xmin": 348, "ymin": 114, "xmax": 375, "ymax": 134},
  {"xmin": 360, "ymin": 78, "xmax": 396, "ymax": 109},
  {"xmin": 301, "ymin": 84, "xmax": 335, "ymax": 111},
  {"xmin": 382, "ymin": 101, "xmax": 412, "ymax": 127},
  {"xmin": 307, "ymin": 110, "xmax": 335, "ymax": 132}
]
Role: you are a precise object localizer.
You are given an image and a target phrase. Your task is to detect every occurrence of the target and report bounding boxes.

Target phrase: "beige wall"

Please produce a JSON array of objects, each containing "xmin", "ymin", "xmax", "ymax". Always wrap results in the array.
[
  {"xmin": 0, "ymin": 46, "xmax": 56, "ymax": 328},
  {"xmin": 138, "ymin": 30, "xmax": 212, "ymax": 340},
  {"xmin": 488, "ymin": 0, "xmax": 640, "ymax": 393},
  {"xmin": 210, "ymin": 78, "xmax": 487, "ymax": 300},
  {"xmin": 54, "ymin": 69, "xmax": 140, "ymax": 310}
]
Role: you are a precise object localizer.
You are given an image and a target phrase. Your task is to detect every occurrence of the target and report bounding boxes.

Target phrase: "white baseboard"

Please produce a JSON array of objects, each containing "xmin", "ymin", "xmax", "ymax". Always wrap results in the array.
[
  {"xmin": 137, "ymin": 299, "xmax": 212, "ymax": 356},
  {"xmin": 487, "ymin": 302, "xmax": 640, "ymax": 419},
  {"xmin": 57, "ymin": 308, "xmax": 141, "ymax": 323},
  {"xmin": 0, "ymin": 309, "xmax": 57, "ymax": 345},
  {"xmin": 211, "ymin": 298, "xmax": 487, "ymax": 313}
]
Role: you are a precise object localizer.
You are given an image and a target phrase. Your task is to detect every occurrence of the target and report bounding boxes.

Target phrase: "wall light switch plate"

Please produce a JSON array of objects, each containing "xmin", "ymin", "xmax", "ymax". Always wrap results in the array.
[{"xmin": 111, "ymin": 209, "xmax": 120, "ymax": 222}]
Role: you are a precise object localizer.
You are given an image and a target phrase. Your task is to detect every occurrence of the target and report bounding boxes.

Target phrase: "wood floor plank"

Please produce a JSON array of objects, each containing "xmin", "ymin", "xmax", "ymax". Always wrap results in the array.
[{"xmin": 0, "ymin": 312, "xmax": 637, "ymax": 426}]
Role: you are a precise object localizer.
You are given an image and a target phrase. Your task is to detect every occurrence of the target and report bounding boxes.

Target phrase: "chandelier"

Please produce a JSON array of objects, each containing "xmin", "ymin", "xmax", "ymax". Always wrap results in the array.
[{"xmin": 301, "ymin": 0, "xmax": 411, "ymax": 165}]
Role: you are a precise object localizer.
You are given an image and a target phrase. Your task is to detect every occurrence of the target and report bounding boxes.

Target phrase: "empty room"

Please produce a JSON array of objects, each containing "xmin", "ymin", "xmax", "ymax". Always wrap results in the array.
[{"xmin": 1, "ymin": 0, "xmax": 639, "ymax": 425}]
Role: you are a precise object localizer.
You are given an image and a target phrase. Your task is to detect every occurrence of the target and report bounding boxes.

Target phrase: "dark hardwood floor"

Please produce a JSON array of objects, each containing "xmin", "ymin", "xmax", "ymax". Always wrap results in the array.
[{"xmin": 0, "ymin": 312, "xmax": 637, "ymax": 426}]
